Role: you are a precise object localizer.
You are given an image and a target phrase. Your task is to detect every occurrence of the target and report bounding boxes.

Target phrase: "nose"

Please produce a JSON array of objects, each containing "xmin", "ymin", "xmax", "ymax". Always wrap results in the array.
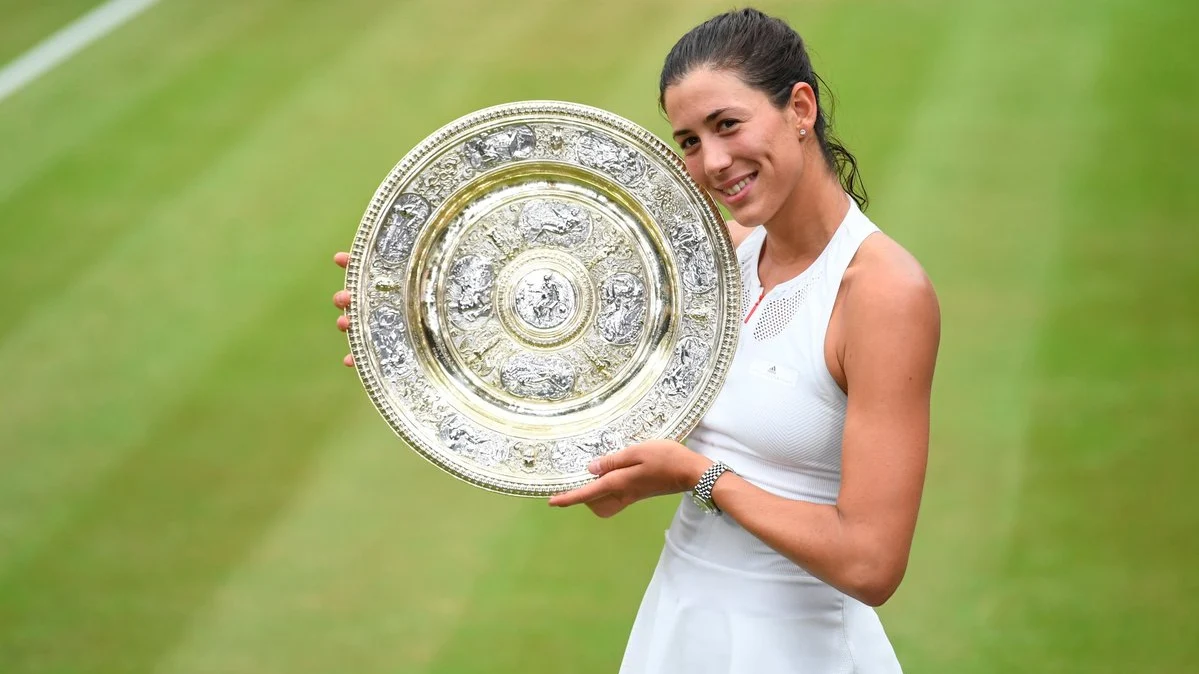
[{"xmin": 702, "ymin": 140, "xmax": 733, "ymax": 181}]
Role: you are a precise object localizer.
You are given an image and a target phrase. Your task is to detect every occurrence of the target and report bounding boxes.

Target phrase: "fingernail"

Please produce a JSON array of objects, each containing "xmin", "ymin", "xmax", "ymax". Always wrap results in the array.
[{"xmin": 588, "ymin": 460, "xmax": 600, "ymax": 474}]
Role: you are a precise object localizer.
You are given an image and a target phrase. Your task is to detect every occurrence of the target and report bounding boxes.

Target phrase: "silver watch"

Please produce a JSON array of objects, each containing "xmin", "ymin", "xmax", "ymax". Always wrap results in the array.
[{"xmin": 691, "ymin": 461, "xmax": 732, "ymax": 514}]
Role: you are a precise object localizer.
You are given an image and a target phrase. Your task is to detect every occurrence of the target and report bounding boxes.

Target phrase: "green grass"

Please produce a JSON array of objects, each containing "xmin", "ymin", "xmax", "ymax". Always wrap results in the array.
[{"xmin": 1, "ymin": 0, "xmax": 1196, "ymax": 672}]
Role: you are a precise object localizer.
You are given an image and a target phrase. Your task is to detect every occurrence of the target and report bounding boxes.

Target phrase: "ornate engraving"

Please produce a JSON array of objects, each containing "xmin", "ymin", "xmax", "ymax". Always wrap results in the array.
[
  {"xmin": 463, "ymin": 124, "xmax": 536, "ymax": 170},
  {"xmin": 480, "ymin": 209, "xmax": 526, "ymax": 262},
  {"xmin": 417, "ymin": 152, "xmax": 476, "ymax": 206},
  {"xmin": 500, "ymin": 353, "xmax": 575, "ymax": 401},
  {"xmin": 511, "ymin": 441, "xmax": 549, "ymax": 473},
  {"xmin": 369, "ymin": 305, "xmax": 411, "ymax": 378},
  {"xmin": 620, "ymin": 390, "xmax": 672, "ymax": 443},
  {"xmin": 519, "ymin": 200, "xmax": 592, "ymax": 248},
  {"xmin": 582, "ymin": 221, "xmax": 639, "ymax": 278},
  {"xmin": 439, "ymin": 415, "xmax": 508, "ymax": 467},
  {"xmin": 549, "ymin": 431, "xmax": 623, "ymax": 473},
  {"xmin": 670, "ymin": 219, "xmax": 718, "ymax": 294},
  {"xmin": 446, "ymin": 255, "xmax": 495, "ymax": 329},
  {"xmin": 596, "ymin": 273, "xmax": 646, "ymax": 345},
  {"xmin": 454, "ymin": 326, "xmax": 506, "ymax": 378},
  {"xmin": 535, "ymin": 124, "xmax": 584, "ymax": 159},
  {"xmin": 576, "ymin": 131, "xmax": 646, "ymax": 186},
  {"xmin": 514, "ymin": 269, "xmax": 576, "ymax": 330},
  {"xmin": 376, "ymin": 194, "xmax": 431, "ymax": 266},
  {"xmin": 660, "ymin": 336, "xmax": 712, "ymax": 399}
]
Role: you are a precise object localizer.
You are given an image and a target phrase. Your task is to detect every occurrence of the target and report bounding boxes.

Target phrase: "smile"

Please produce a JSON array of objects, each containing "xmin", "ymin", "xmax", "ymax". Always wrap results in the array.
[{"xmin": 719, "ymin": 172, "xmax": 757, "ymax": 198}]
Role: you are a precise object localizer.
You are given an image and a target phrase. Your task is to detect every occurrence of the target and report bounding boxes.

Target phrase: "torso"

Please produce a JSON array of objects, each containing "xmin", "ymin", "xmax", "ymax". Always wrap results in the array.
[{"xmin": 666, "ymin": 198, "xmax": 880, "ymax": 576}]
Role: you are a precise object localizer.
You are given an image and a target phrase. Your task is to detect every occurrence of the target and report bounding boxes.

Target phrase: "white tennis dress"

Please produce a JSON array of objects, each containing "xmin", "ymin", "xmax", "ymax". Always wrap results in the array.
[{"xmin": 619, "ymin": 199, "xmax": 902, "ymax": 673}]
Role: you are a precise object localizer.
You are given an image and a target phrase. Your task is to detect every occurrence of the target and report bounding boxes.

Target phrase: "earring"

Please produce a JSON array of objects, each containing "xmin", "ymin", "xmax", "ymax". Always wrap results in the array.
[{"xmin": 799, "ymin": 128, "xmax": 808, "ymax": 138}]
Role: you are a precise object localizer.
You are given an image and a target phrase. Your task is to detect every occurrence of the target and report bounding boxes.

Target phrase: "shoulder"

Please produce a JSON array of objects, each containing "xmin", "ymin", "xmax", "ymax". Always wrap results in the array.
[
  {"xmin": 843, "ymin": 232, "xmax": 940, "ymax": 341},
  {"xmin": 725, "ymin": 219, "xmax": 757, "ymax": 249}
]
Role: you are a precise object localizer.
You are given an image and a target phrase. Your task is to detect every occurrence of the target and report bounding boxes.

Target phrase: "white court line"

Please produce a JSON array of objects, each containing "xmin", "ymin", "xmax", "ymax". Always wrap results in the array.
[{"xmin": 0, "ymin": 0, "xmax": 161, "ymax": 104}]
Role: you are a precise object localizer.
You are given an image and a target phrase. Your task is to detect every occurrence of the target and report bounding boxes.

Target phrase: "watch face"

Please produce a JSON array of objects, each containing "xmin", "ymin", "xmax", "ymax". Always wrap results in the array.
[{"xmin": 690, "ymin": 491, "xmax": 716, "ymax": 513}]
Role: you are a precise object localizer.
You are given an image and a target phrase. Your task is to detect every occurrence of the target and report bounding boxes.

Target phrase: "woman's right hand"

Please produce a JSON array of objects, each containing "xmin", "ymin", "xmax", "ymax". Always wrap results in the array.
[{"xmin": 332, "ymin": 252, "xmax": 354, "ymax": 367}]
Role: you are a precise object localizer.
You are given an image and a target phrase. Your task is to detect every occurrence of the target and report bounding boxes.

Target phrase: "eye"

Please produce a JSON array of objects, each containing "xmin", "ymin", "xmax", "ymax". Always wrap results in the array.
[
  {"xmin": 679, "ymin": 136, "xmax": 699, "ymax": 152},
  {"xmin": 718, "ymin": 118, "xmax": 740, "ymax": 132}
]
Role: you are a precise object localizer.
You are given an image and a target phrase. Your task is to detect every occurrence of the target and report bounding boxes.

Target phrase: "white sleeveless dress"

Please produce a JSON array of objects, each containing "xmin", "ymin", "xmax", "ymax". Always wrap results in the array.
[{"xmin": 619, "ymin": 199, "xmax": 902, "ymax": 673}]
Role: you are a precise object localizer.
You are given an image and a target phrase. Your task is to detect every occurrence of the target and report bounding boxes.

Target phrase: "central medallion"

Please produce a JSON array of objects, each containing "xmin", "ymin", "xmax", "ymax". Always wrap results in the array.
[
  {"xmin": 514, "ymin": 269, "xmax": 576, "ymax": 330},
  {"xmin": 494, "ymin": 249, "xmax": 595, "ymax": 350}
]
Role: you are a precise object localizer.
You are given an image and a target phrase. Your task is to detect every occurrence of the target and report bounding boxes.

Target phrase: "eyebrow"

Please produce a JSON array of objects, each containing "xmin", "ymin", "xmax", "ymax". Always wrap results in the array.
[{"xmin": 671, "ymin": 107, "xmax": 731, "ymax": 140}]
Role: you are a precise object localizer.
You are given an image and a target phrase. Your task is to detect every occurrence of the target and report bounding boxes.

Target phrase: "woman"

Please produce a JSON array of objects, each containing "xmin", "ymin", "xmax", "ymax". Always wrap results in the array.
[{"xmin": 334, "ymin": 8, "xmax": 939, "ymax": 671}]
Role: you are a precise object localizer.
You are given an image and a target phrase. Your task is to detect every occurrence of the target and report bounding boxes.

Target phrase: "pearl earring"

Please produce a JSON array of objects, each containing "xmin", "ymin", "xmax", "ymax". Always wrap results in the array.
[{"xmin": 799, "ymin": 128, "xmax": 807, "ymax": 138}]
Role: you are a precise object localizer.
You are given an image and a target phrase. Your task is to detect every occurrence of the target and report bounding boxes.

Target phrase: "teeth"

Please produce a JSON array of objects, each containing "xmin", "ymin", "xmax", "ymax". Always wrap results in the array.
[{"xmin": 723, "ymin": 176, "xmax": 752, "ymax": 196}]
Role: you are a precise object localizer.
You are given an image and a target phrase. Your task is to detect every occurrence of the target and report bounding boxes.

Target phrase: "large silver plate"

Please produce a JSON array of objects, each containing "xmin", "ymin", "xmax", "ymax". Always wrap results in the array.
[{"xmin": 345, "ymin": 101, "xmax": 740, "ymax": 496}]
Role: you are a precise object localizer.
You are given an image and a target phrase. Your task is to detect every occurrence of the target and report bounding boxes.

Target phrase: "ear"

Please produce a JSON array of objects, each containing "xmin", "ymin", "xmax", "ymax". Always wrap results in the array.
[{"xmin": 787, "ymin": 81, "xmax": 818, "ymax": 137}]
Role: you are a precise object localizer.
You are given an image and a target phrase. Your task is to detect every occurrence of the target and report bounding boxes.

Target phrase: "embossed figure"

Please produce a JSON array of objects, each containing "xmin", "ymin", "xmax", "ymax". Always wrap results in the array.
[
  {"xmin": 514, "ymin": 271, "xmax": 575, "ymax": 329},
  {"xmin": 659, "ymin": 336, "xmax": 710, "ymax": 398},
  {"xmin": 446, "ymin": 255, "xmax": 495, "ymax": 328},
  {"xmin": 577, "ymin": 132, "xmax": 646, "ymax": 185},
  {"xmin": 519, "ymin": 200, "xmax": 592, "ymax": 247},
  {"xmin": 499, "ymin": 353, "xmax": 575, "ymax": 400},
  {"xmin": 369, "ymin": 305, "xmax": 409, "ymax": 376},
  {"xmin": 463, "ymin": 124, "xmax": 536, "ymax": 169},
  {"xmin": 376, "ymin": 194, "xmax": 431, "ymax": 266},
  {"xmin": 670, "ymin": 219, "xmax": 719, "ymax": 293},
  {"xmin": 438, "ymin": 415, "xmax": 506, "ymax": 466},
  {"xmin": 597, "ymin": 273, "xmax": 647, "ymax": 345}
]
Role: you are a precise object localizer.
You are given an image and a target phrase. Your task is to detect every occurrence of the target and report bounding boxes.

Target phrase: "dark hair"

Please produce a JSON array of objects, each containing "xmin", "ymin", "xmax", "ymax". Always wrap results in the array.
[{"xmin": 659, "ymin": 8, "xmax": 868, "ymax": 211}]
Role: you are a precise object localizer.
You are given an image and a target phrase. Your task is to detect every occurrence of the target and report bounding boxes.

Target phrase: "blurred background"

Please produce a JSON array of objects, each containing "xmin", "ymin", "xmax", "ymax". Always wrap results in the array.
[{"xmin": 1, "ymin": 0, "xmax": 1195, "ymax": 672}]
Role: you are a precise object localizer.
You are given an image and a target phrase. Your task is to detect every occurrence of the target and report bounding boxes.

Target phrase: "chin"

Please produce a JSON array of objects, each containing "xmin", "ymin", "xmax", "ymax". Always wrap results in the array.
[{"xmin": 727, "ymin": 201, "xmax": 764, "ymax": 226}]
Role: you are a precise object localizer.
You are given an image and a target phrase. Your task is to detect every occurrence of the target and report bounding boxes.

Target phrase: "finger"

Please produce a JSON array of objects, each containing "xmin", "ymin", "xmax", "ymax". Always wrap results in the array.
[
  {"xmin": 548, "ymin": 475, "xmax": 615, "ymax": 507},
  {"xmin": 343, "ymin": 353, "xmax": 355, "ymax": 367},
  {"xmin": 333, "ymin": 290, "xmax": 351, "ymax": 309},
  {"xmin": 589, "ymin": 446, "xmax": 642, "ymax": 476},
  {"xmin": 334, "ymin": 252, "xmax": 350, "ymax": 269},
  {"xmin": 586, "ymin": 495, "xmax": 629, "ymax": 519},
  {"xmin": 337, "ymin": 315, "xmax": 350, "ymax": 331}
]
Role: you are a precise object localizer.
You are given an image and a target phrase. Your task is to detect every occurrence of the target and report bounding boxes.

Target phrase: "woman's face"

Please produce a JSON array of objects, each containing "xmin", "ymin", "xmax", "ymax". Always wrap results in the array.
[{"xmin": 663, "ymin": 67, "xmax": 807, "ymax": 226}]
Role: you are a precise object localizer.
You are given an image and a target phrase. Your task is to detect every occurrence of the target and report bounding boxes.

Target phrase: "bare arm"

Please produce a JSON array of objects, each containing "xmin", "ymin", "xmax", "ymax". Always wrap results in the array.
[{"xmin": 708, "ymin": 244, "xmax": 940, "ymax": 605}]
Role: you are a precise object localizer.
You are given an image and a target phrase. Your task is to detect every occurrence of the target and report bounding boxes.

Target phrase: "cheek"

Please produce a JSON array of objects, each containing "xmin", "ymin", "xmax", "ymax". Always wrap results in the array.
[
  {"xmin": 761, "ymin": 138, "xmax": 804, "ymax": 184},
  {"xmin": 682, "ymin": 154, "xmax": 705, "ymax": 185}
]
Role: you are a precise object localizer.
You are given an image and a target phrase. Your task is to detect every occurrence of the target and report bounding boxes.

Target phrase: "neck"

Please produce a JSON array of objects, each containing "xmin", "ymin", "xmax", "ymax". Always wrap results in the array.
[{"xmin": 760, "ymin": 167, "xmax": 849, "ymax": 274}]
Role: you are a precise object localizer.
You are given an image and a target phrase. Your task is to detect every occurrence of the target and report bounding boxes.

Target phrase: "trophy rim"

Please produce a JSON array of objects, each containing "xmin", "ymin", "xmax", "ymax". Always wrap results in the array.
[{"xmin": 345, "ymin": 100, "xmax": 741, "ymax": 497}]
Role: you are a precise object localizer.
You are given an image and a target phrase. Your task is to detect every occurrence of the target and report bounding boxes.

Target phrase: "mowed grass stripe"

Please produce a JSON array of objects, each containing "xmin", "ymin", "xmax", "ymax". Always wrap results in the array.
[
  {"xmin": 0, "ymin": 269, "xmax": 359, "ymax": 672},
  {"xmin": 0, "ymin": 0, "xmax": 393, "ymax": 345},
  {"xmin": 0, "ymin": 0, "xmax": 161, "ymax": 104},
  {"xmin": 0, "ymin": 0, "xmax": 403, "ymax": 581},
  {"xmin": 867, "ymin": 0, "xmax": 1126, "ymax": 668},
  {"xmin": 150, "ymin": 411, "xmax": 525, "ymax": 674},
  {"xmin": 988, "ymin": 0, "xmax": 1199, "ymax": 670},
  {"xmin": 0, "ymin": 2, "xmax": 282, "ymax": 206},
  {"xmin": 0, "ymin": 0, "xmax": 104, "ymax": 65}
]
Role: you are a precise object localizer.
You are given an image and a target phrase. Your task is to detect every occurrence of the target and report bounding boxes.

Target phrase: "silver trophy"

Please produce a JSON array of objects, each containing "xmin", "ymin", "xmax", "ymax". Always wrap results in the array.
[{"xmin": 345, "ymin": 101, "xmax": 741, "ymax": 496}]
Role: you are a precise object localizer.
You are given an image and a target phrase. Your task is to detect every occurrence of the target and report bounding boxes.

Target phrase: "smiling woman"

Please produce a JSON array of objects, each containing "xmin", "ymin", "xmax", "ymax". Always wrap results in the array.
[
  {"xmin": 549, "ymin": 8, "xmax": 940, "ymax": 673},
  {"xmin": 332, "ymin": 7, "xmax": 939, "ymax": 673}
]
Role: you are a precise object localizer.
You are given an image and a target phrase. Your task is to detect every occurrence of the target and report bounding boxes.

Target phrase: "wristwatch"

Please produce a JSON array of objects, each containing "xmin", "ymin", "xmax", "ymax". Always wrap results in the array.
[{"xmin": 691, "ymin": 461, "xmax": 732, "ymax": 514}]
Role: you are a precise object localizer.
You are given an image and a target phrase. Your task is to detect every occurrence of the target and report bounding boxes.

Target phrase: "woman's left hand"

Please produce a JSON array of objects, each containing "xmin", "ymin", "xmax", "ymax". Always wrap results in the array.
[{"xmin": 548, "ymin": 440, "xmax": 711, "ymax": 517}]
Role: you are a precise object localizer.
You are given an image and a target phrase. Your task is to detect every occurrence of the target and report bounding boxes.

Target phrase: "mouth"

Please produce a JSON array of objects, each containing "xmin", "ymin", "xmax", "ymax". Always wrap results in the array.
[{"xmin": 717, "ymin": 172, "xmax": 757, "ymax": 202}]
